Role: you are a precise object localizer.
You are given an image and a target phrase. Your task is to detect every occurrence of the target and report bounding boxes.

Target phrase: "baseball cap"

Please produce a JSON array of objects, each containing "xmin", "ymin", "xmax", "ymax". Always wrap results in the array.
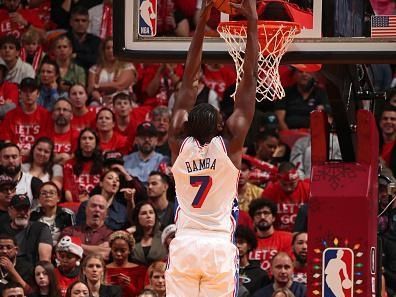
[
  {"xmin": 136, "ymin": 121, "xmax": 158, "ymax": 137},
  {"xmin": 261, "ymin": 112, "xmax": 279, "ymax": 131},
  {"xmin": 103, "ymin": 150, "xmax": 124, "ymax": 166},
  {"xmin": 20, "ymin": 77, "xmax": 39, "ymax": 91},
  {"xmin": 0, "ymin": 175, "xmax": 17, "ymax": 188},
  {"xmin": 10, "ymin": 194, "xmax": 30, "ymax": 208}
]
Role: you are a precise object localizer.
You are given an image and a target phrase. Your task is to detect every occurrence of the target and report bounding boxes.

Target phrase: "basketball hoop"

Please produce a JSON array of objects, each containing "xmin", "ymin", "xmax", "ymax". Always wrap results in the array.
[{"xmin": 217, "ymin": 20, "xmax": 301, "ymax": 101}]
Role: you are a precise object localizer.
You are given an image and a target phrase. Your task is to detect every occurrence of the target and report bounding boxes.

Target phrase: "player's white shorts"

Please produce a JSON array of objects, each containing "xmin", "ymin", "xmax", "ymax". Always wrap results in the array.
[{"xmin": 165, "ymin": 229, "xmax": 239, "ymax": 297}]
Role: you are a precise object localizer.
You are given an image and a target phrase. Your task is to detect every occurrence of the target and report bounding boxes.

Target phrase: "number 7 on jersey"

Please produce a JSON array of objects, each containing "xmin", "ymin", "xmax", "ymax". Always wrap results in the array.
[{"xmin": 190, "ymin": 176, "xmax": 213, "ymax": 208}]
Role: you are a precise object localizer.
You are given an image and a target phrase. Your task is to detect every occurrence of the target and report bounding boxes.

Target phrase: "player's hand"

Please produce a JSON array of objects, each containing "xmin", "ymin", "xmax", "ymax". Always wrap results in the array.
[
  {"xmin": 200, "ymin": 0, "xmax": 213, "ymax": 21},
  {"xmin": 230, "ymin": 0, "xmax": 258, "ymax": 20}
]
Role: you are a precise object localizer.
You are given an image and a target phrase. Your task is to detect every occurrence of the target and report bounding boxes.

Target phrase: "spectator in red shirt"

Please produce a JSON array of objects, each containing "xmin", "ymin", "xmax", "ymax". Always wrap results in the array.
[
  {"xmin": 202, "ymin": 64, "xmax": 236, "ymax": 100},
  {"xmin": 45, "ymin": 98, "xmax": 79, "ymax": 164},
  {"xmin": 69, "ymin": 83, "xmax": 97, "ymax": 132},
  {"xmin": 0, "ymin": 64, "xmax": 18, "ymax": 120},
  {"xmin": 0, "ymin": 77, "xmax": 50, "ymax": 156},
  {"xmin": 139, "ymin": 63, "xmax": 182, "ymax": 107},
  {"xmin": 96, "ymin": 107, "xmax": 129, "ymax": 154},
  {"xmin": 261, "ymin": 162, "xmax": 310, "ymax": 232},
  {"xmin": 0, "ymin": 0, "xmax": 44, "ymax": 38},
  {"xmin": 248, "ymin": 199, "xmax": 292, "ymax": 272},
  {"xmin": 113, "ymin": 92, "xmax": 150, "ymax": 150},
  {"xmin": 63, "ymin": 128, "xmax": 103, "ymax": 202}
]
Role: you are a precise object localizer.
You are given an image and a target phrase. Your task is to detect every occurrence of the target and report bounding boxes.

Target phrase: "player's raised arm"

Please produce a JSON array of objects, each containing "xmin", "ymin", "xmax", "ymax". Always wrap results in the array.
[
  {"xmin": 168, "ymin": 0, "xmax": 213, "ymax": 161},
  {"xmin": 225, "ymin": 0, "xmax": 258, "ymax": 168}
]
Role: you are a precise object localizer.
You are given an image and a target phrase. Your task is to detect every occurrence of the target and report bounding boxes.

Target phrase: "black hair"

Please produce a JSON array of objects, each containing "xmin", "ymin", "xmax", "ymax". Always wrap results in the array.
[
  {"xmin": 39, "ymin": 58, "xmax": 60, "ymax": 77},
  {"xmin": 34, "ymin": 261, "xmax": 62, "ymax": 297},
  {"xmin": 70, "ymin": 5, "xmax": 89, "ymax": 17},
  {"xmin": 292, "ymin": 232, "xmax": 307, "ymax": 245},
  {"xmin": 39, "ymin": 181, "xmax": 61, "ymax": 198},
  {"xmin": 255, "ymin": 130, "xmax": 280, "ymax": 144},
  {"xmin": 381, "ymin": 103, "xmax": 396, "ymax": 115},
  {"xmin": 112, "ymin": 92, "xmax": 132, "ymax": 105},
  {"xmin": 74, "ymin": 128, "xmax": 103, "ymax": 176},
  {"xmin": 278, "ymin": 162, "xmax": 296, "ymax": 173},
  {"xmin": 149, "ymin": 171, "xmax": 170, "ymax": 185},
  {"xmin": 0, "ymin": 234, "xmax": 18, "ymax": 246},
  {"xmin": 27, "ymin": 137, "xmax": 55, "ymax": 179},
  {"xmin": 186, "ymin": 103, "xmax": 219, "ymax": 145},
  {"xmin": 0, "ymin": 142, "xmax": 20, "ymax": 153},
  {"xmin": 0, "ymin": 35, "xmax": 21, "ymax": 51},
  {"xmin": 132, "ymin": 201, "xmax": 160, "ymax": 242},
  {"xmin": 248, "ymin": 198, "xmax": 277, "ymax": 218},
  {"xmin": 235, "ymin": 225, "xmax": 258, "ymax": 251}
]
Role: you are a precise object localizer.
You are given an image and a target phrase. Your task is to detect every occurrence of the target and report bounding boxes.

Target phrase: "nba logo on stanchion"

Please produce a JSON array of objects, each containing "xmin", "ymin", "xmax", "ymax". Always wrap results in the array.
[
  {"xmin": 138, "ymin": 0, "xmax": 157, "ymax": 37},
  {"xmin": 322, "ymin": 248, "xmax": 354, "ymax": 297}
]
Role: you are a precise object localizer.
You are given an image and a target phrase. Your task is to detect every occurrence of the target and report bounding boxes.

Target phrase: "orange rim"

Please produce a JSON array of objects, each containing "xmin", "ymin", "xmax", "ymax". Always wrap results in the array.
[{"xmin": 218, "ymin": 20, "xmax": 301, "ymax": 37}]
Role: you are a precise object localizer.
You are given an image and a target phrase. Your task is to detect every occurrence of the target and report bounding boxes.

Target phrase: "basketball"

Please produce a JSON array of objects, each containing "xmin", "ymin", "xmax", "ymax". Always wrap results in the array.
[
  {"xmin": 212, "ymin": 0, "xmax": 242, "ymax": 15},
  {"xmin": 342, "ymin": 279, "xmax": 352, "ymax": 289}
]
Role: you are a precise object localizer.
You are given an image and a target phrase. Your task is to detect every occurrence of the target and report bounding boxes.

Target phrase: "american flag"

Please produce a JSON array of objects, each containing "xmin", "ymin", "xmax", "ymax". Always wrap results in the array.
[{"xmin": 371, "ymin": 15, "xmax": 396, "ymax": 38}]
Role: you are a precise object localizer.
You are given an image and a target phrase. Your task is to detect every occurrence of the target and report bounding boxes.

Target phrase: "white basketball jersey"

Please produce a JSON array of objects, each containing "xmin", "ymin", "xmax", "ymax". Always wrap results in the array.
[{"xmin": 171, "ymin": 136, "xmax": 239, "ymax": 235}]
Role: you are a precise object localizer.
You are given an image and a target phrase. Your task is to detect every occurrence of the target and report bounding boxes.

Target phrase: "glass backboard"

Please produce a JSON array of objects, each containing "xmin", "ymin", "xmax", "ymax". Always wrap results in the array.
[{"xmin": 113, "ymin": 0, "xmax": 396, "ymax": 64}]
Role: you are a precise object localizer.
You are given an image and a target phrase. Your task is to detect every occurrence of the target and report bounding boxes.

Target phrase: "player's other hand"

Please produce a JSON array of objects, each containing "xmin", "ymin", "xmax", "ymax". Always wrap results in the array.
[{"xmin": 230, "ymin": 0, "xmax": 258, "ymax": 20}]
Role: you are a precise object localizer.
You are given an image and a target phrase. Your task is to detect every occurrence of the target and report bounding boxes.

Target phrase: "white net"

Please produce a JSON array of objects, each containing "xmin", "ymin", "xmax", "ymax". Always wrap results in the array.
[{"xmin": 218, "ymin": 21, "xmax": 300, "ymax": 102}]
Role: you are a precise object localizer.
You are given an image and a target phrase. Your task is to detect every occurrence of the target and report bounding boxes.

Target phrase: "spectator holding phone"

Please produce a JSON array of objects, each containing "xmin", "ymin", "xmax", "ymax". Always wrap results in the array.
[{"xmin": 106, "ymin": 231, "xmax": 147, "ymax": 297}]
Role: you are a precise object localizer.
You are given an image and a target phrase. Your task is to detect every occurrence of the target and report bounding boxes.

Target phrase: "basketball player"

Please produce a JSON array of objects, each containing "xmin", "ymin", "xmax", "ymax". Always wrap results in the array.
[{"xmin": 165, "ymin": 0, "xmax": 258, "ymax": 296}]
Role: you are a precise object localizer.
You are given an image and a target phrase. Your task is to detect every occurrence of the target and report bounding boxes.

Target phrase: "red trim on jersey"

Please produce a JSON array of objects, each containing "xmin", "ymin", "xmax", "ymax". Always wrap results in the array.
[
  {"xmin": 179, "ymin": 137, "xmax": 189, "ymax": 154},
  {"xmin": 219, "ymin": 136, "xmax": 227, "ymax": 154},
  {"xmin": 174, "ymin": 205, "xmax": 180, "ymax": 224}
]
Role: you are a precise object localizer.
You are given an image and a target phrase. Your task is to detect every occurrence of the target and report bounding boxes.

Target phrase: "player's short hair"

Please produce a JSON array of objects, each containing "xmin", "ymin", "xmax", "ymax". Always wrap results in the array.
[
  {"xmin": 248, "ymin": 198, "xmax": 277, "ymax": 218},
  {"xmin": 235, "ymin": 225, "xmax": 258, "ymax": 251},
  {"xmin": 186, "ymin": 103, "xmax": 219, "ymax": 145}
]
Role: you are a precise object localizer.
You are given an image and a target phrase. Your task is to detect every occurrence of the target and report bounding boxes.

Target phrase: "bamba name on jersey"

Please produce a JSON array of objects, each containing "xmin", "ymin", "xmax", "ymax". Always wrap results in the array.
[{"xmin": 185, "ymin": 158, "xmax": 217, "ymax": 173}]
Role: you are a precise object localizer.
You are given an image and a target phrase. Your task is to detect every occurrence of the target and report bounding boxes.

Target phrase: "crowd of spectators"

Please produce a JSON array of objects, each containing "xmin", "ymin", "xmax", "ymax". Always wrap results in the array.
[{"xmin": 0, "ymin": 0, "xmax": 395, "ymax": 297}]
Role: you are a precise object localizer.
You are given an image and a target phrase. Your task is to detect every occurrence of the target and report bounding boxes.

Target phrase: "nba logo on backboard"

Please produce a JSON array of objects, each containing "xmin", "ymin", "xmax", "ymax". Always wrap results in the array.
[
  {"xmin": 322, "ymin": 248, "xmax": 354, "ymax": 297},
  {"xmin": 138, "ymin": 0, "xmax": 157, "ymax": 37}
]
